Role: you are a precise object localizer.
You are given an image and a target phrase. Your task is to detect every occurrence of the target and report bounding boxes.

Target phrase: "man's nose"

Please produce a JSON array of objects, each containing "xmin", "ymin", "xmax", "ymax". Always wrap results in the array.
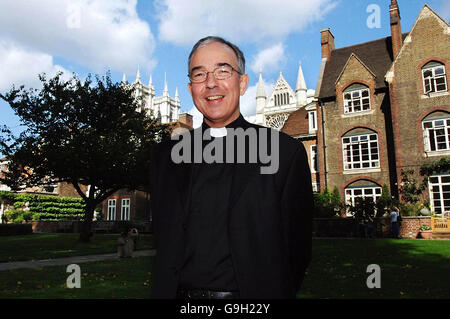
[{"xmin": 205, "ymin": 72, "xmax": 218, "ymax": 88}]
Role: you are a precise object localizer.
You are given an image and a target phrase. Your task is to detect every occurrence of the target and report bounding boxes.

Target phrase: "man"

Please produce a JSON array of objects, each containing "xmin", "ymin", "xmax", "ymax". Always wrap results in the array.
[{"xmin": 149, "ymin": 36, "xmax": 313, "ymax": 299}]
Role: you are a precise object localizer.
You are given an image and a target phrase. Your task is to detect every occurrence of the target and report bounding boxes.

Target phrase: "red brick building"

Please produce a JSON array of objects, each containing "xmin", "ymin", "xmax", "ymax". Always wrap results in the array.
[{"xmin": 314, "ymin": 1, "xmax": 449, "ymax": 214}]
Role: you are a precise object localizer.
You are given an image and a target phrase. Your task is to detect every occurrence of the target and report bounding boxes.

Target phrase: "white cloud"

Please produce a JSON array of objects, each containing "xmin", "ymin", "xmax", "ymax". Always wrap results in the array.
[
  {"xmin": 155, "ymin": 0, "xmax": 337, "ymax": 45},
  {"xmin": 0, "ymin": 0, "xmax": 156, "ymax": 75},
  {"xmin": 250, "ymin": 43, "xmax": 286, "ymax": 74},
  {"xmin": 0, "ymin": 40, "xmax": 70, "ymax": 92}
]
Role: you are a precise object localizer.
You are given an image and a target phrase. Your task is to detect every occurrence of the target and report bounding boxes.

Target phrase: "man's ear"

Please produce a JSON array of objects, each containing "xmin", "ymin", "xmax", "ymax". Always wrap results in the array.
[
  {"xmin": 239, "ymin": 74, "xmax": 249, "ymax": 96},
  {"xmin": 187, "ymin": 82, "xmax": 192, "ymax": 96}
]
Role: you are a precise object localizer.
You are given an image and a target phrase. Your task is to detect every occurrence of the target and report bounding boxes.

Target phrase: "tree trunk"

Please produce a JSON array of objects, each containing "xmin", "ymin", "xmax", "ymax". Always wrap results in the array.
[{"xmin": 79, "ymin": 204, "xmax": 95, "ymax": 242}]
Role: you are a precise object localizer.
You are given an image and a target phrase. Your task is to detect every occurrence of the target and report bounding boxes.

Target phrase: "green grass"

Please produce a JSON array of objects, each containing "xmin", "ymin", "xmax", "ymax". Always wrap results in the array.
[
  {"xmin": 0, "ymin": 233, "xmax": 154, "ymax": 262},
  {"xmin": 0, "ymin": 238, "xmax": 448, "ymax": 299},
  {"xmin": 299, "ymin": 238, "xmax": 450, "ymax": 299},
  {"xmin": 0, "ymin": 257, "xmax": 152, "ymax": 299}
]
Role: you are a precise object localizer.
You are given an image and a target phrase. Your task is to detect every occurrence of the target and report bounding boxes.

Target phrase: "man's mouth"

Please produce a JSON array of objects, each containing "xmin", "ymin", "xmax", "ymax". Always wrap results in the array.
[{"xmin": 206, "ymin": 95, "xmax": 224, "ymax": 101}]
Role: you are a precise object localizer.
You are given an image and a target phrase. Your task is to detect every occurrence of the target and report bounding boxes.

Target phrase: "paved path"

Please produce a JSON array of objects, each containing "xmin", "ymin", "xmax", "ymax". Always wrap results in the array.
[{"xmin": 0, "ymin": 249, "xmax": 156, "ymax": 271}]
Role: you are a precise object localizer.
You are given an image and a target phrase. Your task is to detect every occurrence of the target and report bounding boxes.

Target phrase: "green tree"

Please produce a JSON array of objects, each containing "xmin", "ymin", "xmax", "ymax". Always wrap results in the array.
[
  {"xmin": 376, "ymin": 184, "xmax": 392, "ymax": 217},
  {"xmin": 331, "ymin": 186, "xmax": 344, "ymax": 216},
  {"xmin": 0, "ymin": 72, "xmax": 169, "ymax": 242},
  {"xmin": 398, "ymin": 169, "xmax": 426, "ymax": 204}
]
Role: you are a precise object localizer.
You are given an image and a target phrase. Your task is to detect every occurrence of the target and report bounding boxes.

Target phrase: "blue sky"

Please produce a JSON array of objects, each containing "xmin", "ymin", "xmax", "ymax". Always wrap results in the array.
[{"xmin": 1, "ymin": 0, "xmax": 449, "ymax": 132}]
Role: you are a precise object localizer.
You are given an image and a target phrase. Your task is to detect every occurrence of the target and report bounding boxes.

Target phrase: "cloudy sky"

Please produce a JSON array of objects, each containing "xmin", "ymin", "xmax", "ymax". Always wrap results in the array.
[{"xmin": 1, "ymin": 0, "xmax": 449, "ymax": 130}]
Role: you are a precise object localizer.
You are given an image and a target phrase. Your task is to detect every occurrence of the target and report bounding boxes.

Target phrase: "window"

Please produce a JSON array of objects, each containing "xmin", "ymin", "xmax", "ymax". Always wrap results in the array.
[
  {"xmin": 345, "ymin": 185, "xmax": 382, "ymax": 207},
  {"xmin": 121, "ymin": 198, "xmax": 130, "ymax": 221},
  {"xmin": 343, "ymin": 86, "xmax": 371, "ymax": 114},
  {"xmin": 342, "ymin": 133, "xmax": 379, "ymax": 170},
  {"xmin": 308, "ymin": 111, "xmax": 317, "ymax": 132},
  {"xmin": 107, "ymin": 199, "xmax": 116, "ymax": 220},
  {"xmin": 310, "ymin": 145, "xmax": 318, "ymax": 173},
  {"xmin": 422, "ymin": 63, "xmax": 447, "ymax": 94},
  {"xmin": 274, "ymin": 93, "xmax": 290, "ymax": 106},
  {"xmin": 429, "ymin": 175, "xmax": 450, "ymax": 215},
  {"xmin": 423, "ymin": 118, "xmax": 450, "ymax": 152}
]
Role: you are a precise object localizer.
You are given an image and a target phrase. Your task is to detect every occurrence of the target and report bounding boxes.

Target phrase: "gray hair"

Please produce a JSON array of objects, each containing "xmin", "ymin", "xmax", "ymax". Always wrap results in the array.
[{"xmin": 187, "ymin": 36, "xmax": 246, "ymax": 75}]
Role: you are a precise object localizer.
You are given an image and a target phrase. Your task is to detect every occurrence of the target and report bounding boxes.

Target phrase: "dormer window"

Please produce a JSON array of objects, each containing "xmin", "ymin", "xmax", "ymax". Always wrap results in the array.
[
  {"xmin": 343, "ymin": 85, "xmax": 371, "ymax": 114},
  {"xmin": 422, "ymin": 62, "xmax": 447, "ymax": 94}
]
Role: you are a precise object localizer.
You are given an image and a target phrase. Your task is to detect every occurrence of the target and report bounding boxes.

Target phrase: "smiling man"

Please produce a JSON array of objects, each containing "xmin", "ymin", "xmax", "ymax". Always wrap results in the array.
[{"xmin": 149, "ymin": 36, "xmax": 313, "ymax": 299}]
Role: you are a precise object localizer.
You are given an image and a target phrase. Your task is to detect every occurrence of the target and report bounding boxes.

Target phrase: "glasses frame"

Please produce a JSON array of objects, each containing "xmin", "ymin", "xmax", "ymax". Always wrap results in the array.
[{"xmin": 188, "ymin": 63, "xmax": 242, "ymax": 83}]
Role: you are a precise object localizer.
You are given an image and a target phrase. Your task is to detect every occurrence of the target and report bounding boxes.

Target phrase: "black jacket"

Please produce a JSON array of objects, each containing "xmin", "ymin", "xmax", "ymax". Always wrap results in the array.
[{"xmin": 149, "ymin": 116, "xmax": 313, "ymax": 298}]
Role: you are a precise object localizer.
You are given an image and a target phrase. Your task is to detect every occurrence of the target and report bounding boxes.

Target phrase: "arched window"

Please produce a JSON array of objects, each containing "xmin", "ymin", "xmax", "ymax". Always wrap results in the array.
[
  {"xmin": 422, "ymin": 62, "xmax": 447, "ymax": 94},
  {"xmin": 344, "ymin": 181, "xmax": 382, "ymax": 207},
  {"xmin": 342, "ymin": 129, "xmax": 379, "ymax": 170},
  {"xmin": 422, "ymin": 112, "xmax": 450, "ymax": 153},
  {"xmin": 343, "ymin": 84, "xmax": 371, "ymax": 114}
]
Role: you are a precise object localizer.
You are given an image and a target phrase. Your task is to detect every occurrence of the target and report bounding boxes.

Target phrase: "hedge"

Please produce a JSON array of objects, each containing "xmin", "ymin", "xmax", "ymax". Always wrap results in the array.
[
  {"xmin": 0, "ymin": 224, "xmax": 33, "ymax": 236},
  {"xmin": 0, "ymin": 191, "xmax": 86, "ymax": 222}
]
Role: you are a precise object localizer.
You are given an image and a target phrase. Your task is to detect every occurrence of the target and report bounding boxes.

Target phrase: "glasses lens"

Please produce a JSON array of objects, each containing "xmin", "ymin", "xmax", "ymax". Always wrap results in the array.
[
  {"xmin": 190, "ymin": 70, "xmax": 206, "ymax": 82},
  {"xmin": 215, "ymin": 65, "xmax": 233, "ymax": 80}
]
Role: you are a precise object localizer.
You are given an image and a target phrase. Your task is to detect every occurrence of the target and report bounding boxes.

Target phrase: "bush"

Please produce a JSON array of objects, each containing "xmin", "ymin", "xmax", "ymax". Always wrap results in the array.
[
  {"xmin": 313, "ymin": 187, "xmax": 343, "ymax": 218},
  {"xmin": 0, "ymin": 191, "xmax": 85, "ymax": 221},
  {"xmin": 0, "ymin": 224, "xmax": 33, "ymax": 236}
]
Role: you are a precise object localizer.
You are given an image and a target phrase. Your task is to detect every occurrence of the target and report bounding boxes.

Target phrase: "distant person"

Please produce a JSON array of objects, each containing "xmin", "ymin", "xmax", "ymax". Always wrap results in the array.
[{"xmin": 390, "ymin": 206, "xmax": 400, "ymax": 239}]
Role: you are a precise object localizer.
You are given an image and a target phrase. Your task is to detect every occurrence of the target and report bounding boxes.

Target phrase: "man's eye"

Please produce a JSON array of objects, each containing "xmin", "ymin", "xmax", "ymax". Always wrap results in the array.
[{"xmin": 193, "ymin": 72, "xmax": 205, "ymax": 78}]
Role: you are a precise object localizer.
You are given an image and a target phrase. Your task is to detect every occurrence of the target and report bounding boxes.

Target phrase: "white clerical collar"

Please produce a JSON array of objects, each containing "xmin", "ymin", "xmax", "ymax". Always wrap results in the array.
[{"xmin": 209, "ymin": 127, "xmax": 227, "ymax": 138}]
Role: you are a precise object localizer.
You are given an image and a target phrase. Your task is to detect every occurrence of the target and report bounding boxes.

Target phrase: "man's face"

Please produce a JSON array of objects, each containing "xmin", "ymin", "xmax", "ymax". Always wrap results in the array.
[{"xmin": 188, "ymin": 42, "xmax": 249, "ymax": 128}]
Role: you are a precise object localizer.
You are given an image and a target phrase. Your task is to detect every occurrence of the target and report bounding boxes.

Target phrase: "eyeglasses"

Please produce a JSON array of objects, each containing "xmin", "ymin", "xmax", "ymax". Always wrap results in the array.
[{"xmin": 188, "ymin": 64, "xmax": 242, "ymax": 83}]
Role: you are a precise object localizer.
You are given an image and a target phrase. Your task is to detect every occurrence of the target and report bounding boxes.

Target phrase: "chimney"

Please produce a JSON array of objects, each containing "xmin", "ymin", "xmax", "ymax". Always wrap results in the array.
[
  {"xmin": 178, "ymin": 112, "xmax": 193, "ymax": 129},
  {"xmin": 390, "ymin": 0, "xmax": 403, "ymax": 59},
  {"xmin": 320, "ymin": 28, "xmax": 335, "ymax": 60}
]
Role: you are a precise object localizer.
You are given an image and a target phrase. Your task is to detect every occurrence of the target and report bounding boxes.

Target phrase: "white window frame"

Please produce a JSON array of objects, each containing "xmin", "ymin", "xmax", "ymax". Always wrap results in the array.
[
  {"xmin": 121, "ymin": 198, "xmax": 130, "ymax": 221},
  {"xmin": 422, "ymin": 64, "xmax": 447, "ymax": 94},
  {"xmin": 308, "ymin": 111, "xmax": 317, "ymax": 132},
  {"xmin": 107, "ymin": 199, "xmax": 116, "ymax": 221},
  {"xmin": 345, "ymin": 186, "xmax": 382, "ymax": 207},
  {"xmin": 343, "ymin": 87, "xmax": 371, "ymax": 114},
  {"xmin": 428, "ymin": 174, "xmax": 450, "ymax": 216},
  {"xmin": 342, "ymin": 133, "xmax": 380, "ymax": 171},
  {"xmin": 422, "ymin": 117, "xmax": 450, "ymax": 152},
  {"xmin": 310, "ymin": 145, "xmax": 318, "ymax": 173}
]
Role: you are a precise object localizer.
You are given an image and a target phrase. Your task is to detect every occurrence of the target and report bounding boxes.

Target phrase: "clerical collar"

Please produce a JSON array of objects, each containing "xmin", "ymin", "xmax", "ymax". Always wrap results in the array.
[{"xmin": 201, "ymin": 114, "xmax": 247, "ymax": 137}]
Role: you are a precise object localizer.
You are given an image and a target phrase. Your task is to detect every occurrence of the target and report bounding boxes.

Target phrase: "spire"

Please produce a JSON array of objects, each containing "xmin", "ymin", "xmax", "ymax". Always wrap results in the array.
[
  {"xmin": 122, "ymin": 73, "xmax": 126, "ymax": 84},
  {"xmin": 148, "ymin": 74, "xmax": 153, "ymax": 87},
  {"xmin": 175, "ymin": 87, "xmax": 179, "ymax": 100},
  {"xmin": 136, "ymin": 65, "xmax": 141, "ymax": 82},
  {"xmin": 256, "ymin": 70, "xmax": 266, "ymax": 98},
  {"xmin": 296, "ymin": 61, "xmax": 307, "ymax": 92},
  {"xmin": 163, "ymin": 72, "xmax": 168, "ymax": 96}
]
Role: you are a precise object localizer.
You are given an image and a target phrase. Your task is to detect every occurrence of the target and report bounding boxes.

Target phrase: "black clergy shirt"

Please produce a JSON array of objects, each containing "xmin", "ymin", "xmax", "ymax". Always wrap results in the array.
[{"xmin": 178, "ymin": 116, "xmax": 247, "ymax": 291}]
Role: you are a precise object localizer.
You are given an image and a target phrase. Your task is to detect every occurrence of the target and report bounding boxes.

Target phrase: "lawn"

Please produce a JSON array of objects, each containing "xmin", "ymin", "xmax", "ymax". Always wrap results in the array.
[
  {"xmin": 0, "ymin": 238, "xmax": 448, "ymax": 299},
  {"xmin": 0, "ymin": 233, "xmax": 154, "ymax": 262}
]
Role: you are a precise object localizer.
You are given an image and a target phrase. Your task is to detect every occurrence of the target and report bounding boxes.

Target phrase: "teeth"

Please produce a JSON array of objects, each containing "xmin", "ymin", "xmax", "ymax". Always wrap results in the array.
[{"xmin": 206, "ymin": 95, "xmax": 224, "ymax": 100}]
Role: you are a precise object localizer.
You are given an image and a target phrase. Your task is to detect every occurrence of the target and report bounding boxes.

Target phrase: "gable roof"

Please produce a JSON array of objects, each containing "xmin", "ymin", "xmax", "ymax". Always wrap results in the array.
[{"xmin": 318, "ymin": 33, "xmax": 408, "ymax": 99}]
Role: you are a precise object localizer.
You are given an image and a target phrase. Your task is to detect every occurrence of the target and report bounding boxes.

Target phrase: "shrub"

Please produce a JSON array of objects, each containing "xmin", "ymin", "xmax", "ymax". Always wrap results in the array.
[
  {"xmin": 419, "ymin": 224, "xmax": 432, "ymax": 231},
  {"xmin": 0, "ymin": 224, "xmax": 33, "ymax": 236}
]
